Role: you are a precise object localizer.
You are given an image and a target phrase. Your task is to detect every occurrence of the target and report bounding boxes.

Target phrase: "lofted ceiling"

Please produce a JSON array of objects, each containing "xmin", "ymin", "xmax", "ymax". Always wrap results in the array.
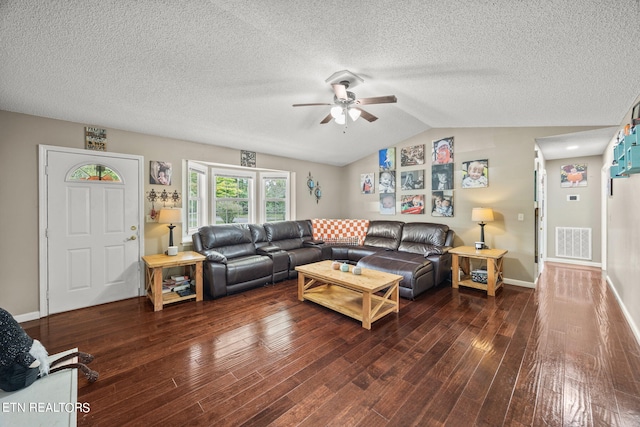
[{"xmin": 2, "ymin": 1, "xmax": 640, "ymax": 166}]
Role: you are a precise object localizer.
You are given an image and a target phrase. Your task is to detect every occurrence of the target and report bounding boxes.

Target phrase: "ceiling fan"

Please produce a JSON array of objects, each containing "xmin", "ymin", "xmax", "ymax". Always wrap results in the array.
[{"xmin": 293, "ymin": 72, "xmax": 397, "ymax": 125}]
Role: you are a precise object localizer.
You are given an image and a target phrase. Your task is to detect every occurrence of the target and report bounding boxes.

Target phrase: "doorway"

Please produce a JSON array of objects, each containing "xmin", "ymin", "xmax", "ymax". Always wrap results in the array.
[{"xmin": 38, "ymin": 145, "xmax": 144, "ymax": 316}]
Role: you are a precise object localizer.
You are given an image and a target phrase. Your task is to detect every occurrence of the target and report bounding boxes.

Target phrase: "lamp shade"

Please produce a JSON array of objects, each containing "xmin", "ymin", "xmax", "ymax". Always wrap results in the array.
[
  {"xmin": 158, "ymin": 208, "xmax": 182, "ymax": 224},
  {"xmin": 330, "ymin": 106, "xmax": 344, "ymax": 118},
  {"xmin": 348, "ymin": 108, "xmax": 361, "ymax": 121},
  {"xmin": 471, "ymin": 207, "xmax": 494, "ymax": 223}
]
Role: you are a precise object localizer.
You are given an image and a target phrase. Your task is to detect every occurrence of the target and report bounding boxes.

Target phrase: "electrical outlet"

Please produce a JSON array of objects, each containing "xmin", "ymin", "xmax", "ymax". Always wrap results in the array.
[{"xmin": 518, "ymin": 213, "xmax": 524, "ymax": 221}]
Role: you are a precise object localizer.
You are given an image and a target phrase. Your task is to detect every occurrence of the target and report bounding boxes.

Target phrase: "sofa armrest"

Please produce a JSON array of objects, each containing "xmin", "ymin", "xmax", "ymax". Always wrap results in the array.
[
  {"xmin": 201, "ymin": 249, "xmax": 228, "ymax": 264},
  {"xmin": 303, "ymin": 239, "xmax": 324, "ymax": 246},
  {"xmin": 422, "ymin": 245, "xmax": 451, "ymax": 257},
  {"xmin": 257, "ymin": 245, "xmax": 284, "ymax": 254}
]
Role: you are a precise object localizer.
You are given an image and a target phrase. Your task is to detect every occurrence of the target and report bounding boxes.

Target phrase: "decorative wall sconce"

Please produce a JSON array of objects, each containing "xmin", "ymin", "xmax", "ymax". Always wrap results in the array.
[
  {"xmin": 146, "ymin": 189, "xmax": 159, "ymax": 219},
  {"xmin": 170, "ymin": 190, "xmax": 181, "ymax": 207},
  {"xmin": 314, "ymin": 182, "xmax": 322, "ymax": 203},
  {"xmin": 147, "ymin": 189, "xmax": 181, "ymax": 220},
  {"xmin": 158, "ymin": 189, "xmax": 170, "ymax": 206},
  {"xmin": 306, "ymin": 172, "xmax": 315, "ymax": 195}
]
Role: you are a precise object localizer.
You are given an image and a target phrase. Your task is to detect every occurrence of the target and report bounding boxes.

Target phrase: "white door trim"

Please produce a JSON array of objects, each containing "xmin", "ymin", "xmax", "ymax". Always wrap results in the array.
[{"xmin": 38, "ymin": 145, "xmax": 145, "ymax": 318}]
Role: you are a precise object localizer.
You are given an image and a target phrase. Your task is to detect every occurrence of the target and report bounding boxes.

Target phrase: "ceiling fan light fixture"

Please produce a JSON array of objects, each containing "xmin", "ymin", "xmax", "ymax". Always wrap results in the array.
[
  {"xmin": 348, "ymin": 108, "xmax": 361, "ymax": 122},
  {"xmin": 330, "ymin": 106, "xmax": 344, "ymax": 118},
  {"xmin": 334, "ymin": 113, "xmax": 346, "ymax": 125}
]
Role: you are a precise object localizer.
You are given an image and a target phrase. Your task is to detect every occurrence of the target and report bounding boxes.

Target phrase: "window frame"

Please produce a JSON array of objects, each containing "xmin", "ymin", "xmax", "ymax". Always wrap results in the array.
[
  {"xmin": 211, "ymin": 167, "xmax": 256, "ymax": 225},
  {"xmin": 183, "ymin": 161, "xmax": 292, "ymax": 241},
  {"xmin": 260, "ymin": 171, "xmax": 290, "ymax": 223},
  {"xmin": 186, "ymin": 161, "xmax": 207, "ymax": 235}
]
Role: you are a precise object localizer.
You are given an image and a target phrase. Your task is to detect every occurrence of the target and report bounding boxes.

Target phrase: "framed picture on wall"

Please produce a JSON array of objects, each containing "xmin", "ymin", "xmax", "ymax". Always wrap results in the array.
[
  {"xmin": 85, "ymin": 127, "xmax": 107, "ymax": 151},
  {"xmin": 432, "ymin": 137, "xmax": 453, "ymax": 164},
  {"xmin": 379, "ymin": 148, "xmax": 395, "ymax": 171},
  {"xmin": 561, "ymin": 163, "xmax": 587, "ymax": 187},
  {"xmin": 461, "ymin": 159, "xmax": 488, "ymax": 188},
  {"xmin": 431, "ymin": 190, "xmax": 454, "ymax": 217},
  {"xmin": 361, "ymin": 173, "xmax": 374, "ymax": 194},
  {"xmin": 150, "ymin": 161, "xmax": 172, "ymax": 185},
  {"xmin": 401, "ymin": 194, "xmax": 425, "ymax": 214},
  {"xmin": 378, "ymin": 171, "xmax": 396, "ymax": 193},
  {"xmin": 400, "ymin": 145, "xmax": 425, "ymax": 166},
  {"xmin": 432, "ymin": 164, "xmax": 453, "ymax": 190},
  {"xmin": 241, "ymin": 150, "xmax": 256, "ymax": 167},
  {"xmin": 401, "ymin": 170, "xmax": 424, "ymax": 190},
  {"xmin": 380, "ymin": 193, "xmax": 396, "ymax": 214}
]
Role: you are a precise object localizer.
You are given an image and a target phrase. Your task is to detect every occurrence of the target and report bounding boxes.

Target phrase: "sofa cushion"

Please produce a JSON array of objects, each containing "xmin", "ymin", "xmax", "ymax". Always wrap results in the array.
[
  {"xmin": 362, "ymin": 220, "xmax": 404, "ymax": 250},
  {"xmin": 264, "ymin": 221, "xmax": 304, "ymax": 250},
  {"xmin": 248, "ymin": 224, "xmax": 269, "ymax": 249},
  {"xmin": 296, "ymin": 220, "xmax": 314, "ymax": 240},
  {"xmin": 197, "ymin": 224, "xmax": 256, "ymax": 259},
  {"xmin": 357, "ymin": 252, "xmax": 433, "ymax": 288},
  {"xmin": 347, "ymin": 245, "xmax": 386, "ymax": 262},
  {"xmin": 225, "ymin": 255, "xmax": 273, "ymax": 285},
  {"xmin": 398, "ymin": 222, "xmax": 450, "ymax": 255},
  {"xmin": 287, "ymin": 247, "xmax": 323, "ymax": 268}
]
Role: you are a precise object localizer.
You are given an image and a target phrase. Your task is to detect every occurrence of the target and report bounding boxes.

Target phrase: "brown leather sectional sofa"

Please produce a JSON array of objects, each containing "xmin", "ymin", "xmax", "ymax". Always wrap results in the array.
[{"xmin": 192, "ymin": 219, "xmax": 454, "ymax": 300}]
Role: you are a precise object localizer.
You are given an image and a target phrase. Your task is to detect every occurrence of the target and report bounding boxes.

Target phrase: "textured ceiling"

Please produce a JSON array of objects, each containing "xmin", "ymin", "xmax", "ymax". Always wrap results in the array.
[{"xmin": 2, "ymin": 1, "xmax": 640, "ymax": 166}]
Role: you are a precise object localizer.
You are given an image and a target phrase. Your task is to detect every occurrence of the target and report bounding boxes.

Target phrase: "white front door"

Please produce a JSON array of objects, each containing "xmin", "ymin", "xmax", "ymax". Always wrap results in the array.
[{"xmin": 44, "ymin": 148, "xmax": 142, "ymax": 314}]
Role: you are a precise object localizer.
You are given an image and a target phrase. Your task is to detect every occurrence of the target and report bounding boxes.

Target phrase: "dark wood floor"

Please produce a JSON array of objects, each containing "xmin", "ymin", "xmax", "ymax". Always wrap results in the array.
[{"xmin": 22, "ymin": 263, "xmax": 640, "ymax": 426}]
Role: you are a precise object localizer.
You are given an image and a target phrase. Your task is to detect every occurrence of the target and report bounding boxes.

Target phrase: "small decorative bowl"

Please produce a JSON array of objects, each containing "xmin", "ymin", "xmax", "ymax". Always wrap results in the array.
[
  {"xmin": 340, "ymin": 263, "xmax": 349, "ymax": 272},
  {"xmin": 331, "ymin": 261, "xmax": 340, "ymax": 270},
  {"xmin": 352, "ymin": 266, "xmax": 362, "ymax": 275}
]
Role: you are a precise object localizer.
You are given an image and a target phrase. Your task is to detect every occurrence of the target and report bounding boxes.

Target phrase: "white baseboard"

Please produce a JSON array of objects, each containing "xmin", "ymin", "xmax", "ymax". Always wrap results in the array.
[
  {"xmin": 606, "ymin": 275, "xmax": 640, "ymax": 349},
  {"xmin": 504, "ymin": 278, "xmax": 535, "ymax": 289},
  {"xmin": 545, "ymin": 257, "xmax": 602, "ymax": 268},
  {"xmin": 14, "ymin": 311, "xmax": 41, "ymax": 323}
]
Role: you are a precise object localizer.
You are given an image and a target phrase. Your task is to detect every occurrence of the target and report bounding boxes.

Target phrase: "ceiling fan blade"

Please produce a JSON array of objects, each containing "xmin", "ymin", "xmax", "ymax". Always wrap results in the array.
[
  {"xmin": 356, "ymin": 95, "xmax": 397, "ymax": 105},
  {"xmin": 332, "ymin": 83, "xmax": 348, "ymax": 100},
  {"xmin": 320, "ymin": 113, "xmax": 333, "ymax": 124},
  {"xmin": 355, "ymin": 107, "xmax": 378, "ymax": 122},
  {"xmin": 293, "ymin": 103, "xmax": 332, "ymax": 107}
]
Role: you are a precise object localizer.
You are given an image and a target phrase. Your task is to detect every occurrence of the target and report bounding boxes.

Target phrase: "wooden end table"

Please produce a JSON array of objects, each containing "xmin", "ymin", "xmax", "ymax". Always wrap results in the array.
[
  {"xmin": 449, "ymin": 246, "xmax": 508, "ymax": 296},
  {"xmin": 142, "ymin": 251, "xmax": 206, "ymax": 311}
]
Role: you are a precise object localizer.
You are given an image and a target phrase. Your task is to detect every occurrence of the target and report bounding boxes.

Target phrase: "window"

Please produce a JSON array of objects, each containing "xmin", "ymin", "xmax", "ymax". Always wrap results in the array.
[
  {"xmin": 67, "ymin": 164, "xmax": 122, "ymax": 182},
  {"xmin": 262, "ymin": 174, "xmax": 289, "ymax": 222},
  {"xmin": 213, "ymin": 170, "xmax": 254, "ymax": 224},
  {"xmin": 185, "ymin": 161, "xmax": 291, "ymax": 236},
  {"xmin": 187, "ymin": 162, "xmax": 207, "ymax": 234}
]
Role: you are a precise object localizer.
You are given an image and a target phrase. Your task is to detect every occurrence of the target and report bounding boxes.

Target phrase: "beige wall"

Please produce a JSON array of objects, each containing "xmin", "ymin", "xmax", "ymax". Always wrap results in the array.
[
  {"xmin": 603, "ymin": 96, "xmax": 640, "ymax": 342},
  {"xmin": 4, "ymin": 108, "xmax": 632, "ymax": 337},
  {"xmin": 342, "ymin": 127, "xmax": 603, "ymax": 285},
  {"xmin": 0, "ymin": 110, "xmax": 344, "ymax": 316},
  {"xmin": 545, "ymin": 155, "xmax": 602, "ymax": 264}
]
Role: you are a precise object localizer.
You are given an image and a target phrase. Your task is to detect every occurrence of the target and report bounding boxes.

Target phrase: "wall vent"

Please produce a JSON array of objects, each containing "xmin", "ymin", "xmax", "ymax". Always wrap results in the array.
[{"xmin": 555, "ymin": 227, "xmax": 592, "ymax": 260}]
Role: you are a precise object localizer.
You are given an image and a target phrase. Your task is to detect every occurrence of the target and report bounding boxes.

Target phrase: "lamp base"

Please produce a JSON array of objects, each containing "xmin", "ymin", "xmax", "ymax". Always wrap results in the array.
[{"xmin": 166, "ymin": 246, "xmax": 178, "ymax": 256}]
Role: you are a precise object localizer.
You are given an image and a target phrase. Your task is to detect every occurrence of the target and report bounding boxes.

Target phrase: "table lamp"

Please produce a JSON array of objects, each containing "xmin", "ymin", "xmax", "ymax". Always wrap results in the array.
[
  {"xmin": 158, "ymin": 208, "xmax": 182, "ymax": 256},
  {"xmin": 471, "ymin": 207, "xmax": 494, "ymax": 249}
]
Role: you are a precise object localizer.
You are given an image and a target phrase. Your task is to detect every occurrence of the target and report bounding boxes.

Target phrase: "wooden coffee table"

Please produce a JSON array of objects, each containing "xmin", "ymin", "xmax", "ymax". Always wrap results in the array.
[{"xmin": 296, "ymin": 260, "xmax": 402, "ymax": 330}]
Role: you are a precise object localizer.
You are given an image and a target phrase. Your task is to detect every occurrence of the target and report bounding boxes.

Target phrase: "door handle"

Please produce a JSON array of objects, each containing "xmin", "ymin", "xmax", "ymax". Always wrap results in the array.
[{"xmin": 127, "ymin": 235, "xmax": 137, "ymax": 241}]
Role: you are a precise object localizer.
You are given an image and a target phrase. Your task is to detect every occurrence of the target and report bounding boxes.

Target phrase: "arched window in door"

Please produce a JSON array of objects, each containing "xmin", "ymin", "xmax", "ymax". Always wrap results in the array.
[{"xmin": 66, "ymin": 163, "xmax": 123, "ymax": 182}]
